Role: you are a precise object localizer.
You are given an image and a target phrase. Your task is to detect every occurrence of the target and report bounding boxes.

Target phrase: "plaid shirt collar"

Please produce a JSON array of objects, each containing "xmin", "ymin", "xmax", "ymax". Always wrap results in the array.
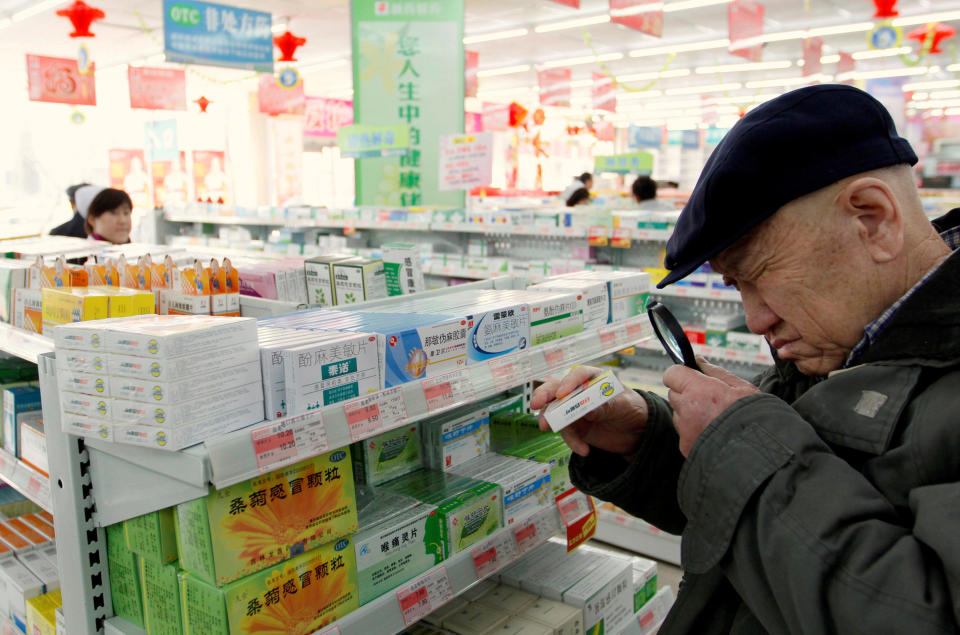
[{"xmin": 845, "ymin": 225, "xmax": 960, "ymax": 368}]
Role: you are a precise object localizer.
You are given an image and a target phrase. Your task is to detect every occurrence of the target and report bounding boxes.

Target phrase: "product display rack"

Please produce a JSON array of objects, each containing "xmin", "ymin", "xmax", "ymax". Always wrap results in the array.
[
  {"xmin": 37, "ymin": 277, "xmax": 654, "ymax": 634},
  {"xmin": 594, "ymin": 507, "xmax": 681, "ymax": 567}
]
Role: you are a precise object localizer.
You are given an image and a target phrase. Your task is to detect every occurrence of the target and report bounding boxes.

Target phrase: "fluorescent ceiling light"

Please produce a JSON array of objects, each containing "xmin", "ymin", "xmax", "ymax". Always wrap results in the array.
[
  {"xmin": 145, "ymin": 54, "xmax": 165, "ymax": 64},
  {"xmin": 570, "ymin": 79, "xmax": 594, "ymax": 87},
  {"xmin": 853, "ymin": 47, "xmax": 911, "ymax": 60},
  {"xmin": 695, "ymin": 60, "xmax": 792, "ymax": 74},
  {"xmin": 12, "ymin": 0, "xmax": 64, "ymax": 21},
  {"xmin": 300, "ymin": 58, "xmax": 350, "ymax": 72},
  {"xmin": 663, "ymin": 0, "xmax": 731, "ymax": 12},
  {"xmin": 0, "ymin": 17, "xmax": 11, "ymax": 30},
  {"xmin": 534, "ymin": 15, "xmax": 610, "ymax": 33},
  {"xmin": 611, "ymin": 3, "xmax": 663, "ymax": 17},
  {"xmin": 476, "ymin": 86, "xmax": 537, "ymax": 99},
  {"xmin": 911, "ymin": 91, "xmax": 929, "ymax": 100},
  {"xmin": 893, "ymin": 10, "xmax": 960, "ymax": 26},
  {"xmin": 819, "ymin": 55, "xmax": 841, "ymax": 64},
  {"xmin": 477, "ymin": 64, "xmax": 531, "ymax": 77},
  {"xmin": 630, "ymin": 38, "xmax": 729, "ymax": 57},
  {"xmin": 665, "ymin": 82, "xmax": 742, "ymax": 95},
  {"xmin": 807, "ymin": 22, "xmax": 873, "ymax": 37},
  {"xmin": 840, "ymin": 66, "xmax": 930, "ymax": 81},
  {"xmin": 909, "ymin": 99, "xmax": 960, "ymax": 109},
  {"xmin": 271, "ymin": 23, "xmax": 287, "ymax": 34},
  {"xmin": 904, "ymin": 79, "xmax": 960, "ymax": 91},
  {"xmin": 928, "ymin": 90, "xmax": 960, "ymax": 100},
  {"xmin": 541, "ymin": 53, "xmax": 623, "ymax": 69},
  {"xmin": 745, "ymin": 74, "xmax": 830, "ymax": 88},
  {"xmin": 463, "ymin": 28, "xmax": 528, "ymax": 44},
  {"xmin": 948, "ymin": 63, "xmax": 960, "ymax": 73}
]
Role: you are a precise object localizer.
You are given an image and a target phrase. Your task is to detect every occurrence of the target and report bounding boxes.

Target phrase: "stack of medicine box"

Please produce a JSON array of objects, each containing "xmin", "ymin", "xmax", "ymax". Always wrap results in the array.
[
  {"xmin": 304, "ymin": 255, "xmax": 388, "ymax": 307},
  {"xmin": 502, "ymin": 434, "xmax": 574, "ymax": 500},
  {"xmin": 421, "ymin": 405, "xmax": 491, "ymax": 473},
  {"xmin": 256, "ymin": 325, "xmax": 382, "ymax": 420},
  {"xmin": 0, "ymin": 512, "xmax": 59, "ymax": 633},
  {"xmin": 351, "ymin": 422, "xmax": 423, "ymax": 486},
  {"xmin": 52, "ymin": 315, "xmax": 263, "ymax": 451},
  {"xmin": 450, "ymin": 453, "xmax": 552, "ymax": 525},
  {"xmin": 546, "ymin": 270, "xmax": 652, "ymax": 324}
]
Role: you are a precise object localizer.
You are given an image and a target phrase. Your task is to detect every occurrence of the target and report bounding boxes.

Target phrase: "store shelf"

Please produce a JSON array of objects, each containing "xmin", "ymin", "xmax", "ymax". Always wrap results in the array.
[
  {"xmin": 0, "ymin": 323, "xmax": 54, "ymax": 363},
  {"xmin": 654, "ymin": 285, "xmax": 741, "ymax": 302},
  {"xmin": 164, "ymin": 214, "xmax": 310, "ymax": 227},
  {"xmin": 323, "ymin": 505, "xmax": 562, "ymax": 635},
  {"xmin": 594, "ymin": 508, "xmax": 681, "ymax": 566},
  {"xmin": 432, "ymin": 222, "xmax": 587, "ymax": 238},
  {"xmin": 635, "ymin": 339, "xmax": 773, "ymax": 366},
  {"xmin": 0, "ymin": 449, "xmax": 51, "ymax": 513}
]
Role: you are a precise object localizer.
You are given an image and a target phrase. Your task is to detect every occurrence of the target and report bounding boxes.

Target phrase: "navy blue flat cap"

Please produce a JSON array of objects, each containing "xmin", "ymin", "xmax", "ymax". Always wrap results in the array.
[{"xmin": 658, "ymin": 84, "xmax": 918, "ymax": 288}]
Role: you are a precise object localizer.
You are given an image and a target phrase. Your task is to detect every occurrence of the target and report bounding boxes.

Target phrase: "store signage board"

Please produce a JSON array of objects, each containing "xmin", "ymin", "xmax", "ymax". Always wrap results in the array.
[
  {"xmin": 556, "ymin": 488, "xmax": 597, "ymax": 552},
  {"xmin": 547, "ymin": 0, "xmax": 580, "ymax": 7},
  {"xmin": 594, "ymin": 152, "xmax": 654, "ymax": 174},
  {"xmin": 801, "ymin": 37, "xmax": 823, "ymax": 76},
  {"xmin": 592, "ymin": 72, "xmax": 616, "ymax": 112},
  {"xmin": 728, "ymin": 0, "xmax": 764, "ymax": 62},
  {"xmin": 352, "ymin": 0, "xmax": 464, "ymax": 209},
  {"xmin": 129, "ymin": 67, "xmax": 186, "ymax": 111},
  {"xmin": 466, "ymin": 50, "xmax": 479, "ymax": 98},
  {"xmin": 109, "ymin": 149, "xmax": 152, "ymax": 209},
  {"xmin": 162, "ymin": 0, "xmax": 273, "ymax": 72},
  {"xmin": 610, "ymin": 0, "xmax": 663, "ymax": 37},
  {"xmin": 26, "ymin": 55, "xmax": 96, "ymax": 105},
  {"xmin": 538, "ymin": 68, "xmax": 572, "ymax": 107},
  {"xmin": 438, "ymin": 132, "xmax": 494, "ymax": 191},
  {"xmin": 337, "ymin": 124, "xmax": 411, "ymax": 158},
  {"xmin": 681, "ymin": 130, "xmax": 700, "ymax": 149},
  {"xmin": 258, "ymin": 73, "xmax": 305, "ymax": 116},
  {"xmin": 628, "ymin": 125, "xmax": 662, "ymax": 149},
  {"xmin": 144, "ymin": 120, "xmax": 179, "ymax": 162},
  {"xmin": 705, "ymin": 127, "xmax": 729, "ymax": 147},
  {"xmin": 304, "ymin": 97, "xmax": 353, "ymax": 145}
]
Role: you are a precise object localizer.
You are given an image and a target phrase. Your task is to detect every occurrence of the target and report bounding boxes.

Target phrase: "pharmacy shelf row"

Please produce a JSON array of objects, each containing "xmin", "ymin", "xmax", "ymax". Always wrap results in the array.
[
  {"xmin": 164, "ymin": 212, "xmax": 675, "ymax": 242},
  {"xmin": 594, "ymin": 508, "xmax": 681, "ymax": 567},
  {"xmin": 633, "ymin": 339, "xmax": 773, "ymax": 366},
  {"xmin": 40, "ymin": 313, "xmax": 654, "ymax": 528},
  {"xmin": 0, "ymin": 450, "xmax": 51, "ymax": 514}
]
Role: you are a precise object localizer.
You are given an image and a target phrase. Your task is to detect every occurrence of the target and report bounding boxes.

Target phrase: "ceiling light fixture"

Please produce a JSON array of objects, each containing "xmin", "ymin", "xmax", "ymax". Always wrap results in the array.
[
  {"xmin": 745, "ymin": 74, "xmax": 831, "ymax": 88},
  {"xmin": 929, "ymin": 89, "xmax": 960, "ymax": 100},
  {"xmin": 629, "ymin": 38, "xmax": 730, "ymax": 57},
  {"xmin": 541, "ymin": 53, "xmax": 623, "ymax": 68},
  {"xmin": 299, "ymin": 58, "xmax": 350, "ymax": 73},
  {"xmin": 665, "ymin": 82, "xmax": 742, "ymax": 95},
  {"xmin": 819, "ymin": 54, "xmax": 841, "ymax": 63},
  {"xmin": 663, "ymin": 0, "xmax": 732, "ymax": 12},
  {"xmin": 12, "ymin": 0, "xmax": 65, "ymax": 22},
  {"xmin": 947, "ymin": 63, "xmax": 960, "ymax": 73},
  {"xmin": 892, "ymin": 10, "xmax": 960, "ymax": 26},
  {"xmin": 695, "ymin": 60, "xmax": 792, "ymax": 74},
  {"xmin": 839, "ymin": 66, "xmax": 930, "ymax": 81},
  {"xmin": 853, "ymin": 46, "xmax": 912, "ymax": 60},
  {"xmin": 570, "ymin": 79, "xmax": 594, "ymax": 87},
  {"xmin": 271, "ymin": 23, "xmax": 288, "ymax": 34},
  {"xmin": 534, "ymin": 15, "xmax": 610, "ymax": 33},
  {"xmin": 904, "ymin": 79, "xmax": 960, "ymax": 91},
  {"xmin": 463, "ymin": 28, "xmax": 529, "ymax": 44},
  {"xmin": 477, "ymin": 64, "xmax": 531, "ymax": 77}
]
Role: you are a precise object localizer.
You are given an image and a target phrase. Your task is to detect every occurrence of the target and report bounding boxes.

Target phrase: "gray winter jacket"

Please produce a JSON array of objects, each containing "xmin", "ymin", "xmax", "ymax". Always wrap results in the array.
[{"xmin": 571, "ymin": 212, "xmax": 960, "ymax": 634}]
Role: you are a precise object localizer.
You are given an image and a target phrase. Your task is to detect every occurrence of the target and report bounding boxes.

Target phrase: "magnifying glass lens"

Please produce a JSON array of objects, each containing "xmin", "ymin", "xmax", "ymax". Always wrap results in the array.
[
  {"xmin": 647, "ymin": 301, "xmax": 702, "ymax": 372},
  {"xmin": 653, "ymin": 313, "xmax": 684, "ymax": 362}
]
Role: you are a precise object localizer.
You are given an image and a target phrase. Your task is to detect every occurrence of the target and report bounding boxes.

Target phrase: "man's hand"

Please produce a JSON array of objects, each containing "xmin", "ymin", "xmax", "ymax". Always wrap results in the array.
[
  {"xmin": 663, "ymin": 358, "xmax": 760, "ymax": 457},
  {"xmin": 532, "ymin": 366, "xmax": 648, "ymax": 460}
]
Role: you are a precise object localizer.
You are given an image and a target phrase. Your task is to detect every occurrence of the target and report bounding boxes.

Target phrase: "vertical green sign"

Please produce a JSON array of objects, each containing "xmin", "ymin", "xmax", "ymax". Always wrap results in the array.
[{"xmin": 351, "ymin": 0, "xmax": 465, "ymax": 207}]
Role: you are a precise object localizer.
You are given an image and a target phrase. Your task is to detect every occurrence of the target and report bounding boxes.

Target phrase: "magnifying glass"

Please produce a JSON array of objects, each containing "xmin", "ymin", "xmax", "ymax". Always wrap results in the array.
[{"xmin": 647, "ymin": 301, "xmax": 702, "ymax": 371}]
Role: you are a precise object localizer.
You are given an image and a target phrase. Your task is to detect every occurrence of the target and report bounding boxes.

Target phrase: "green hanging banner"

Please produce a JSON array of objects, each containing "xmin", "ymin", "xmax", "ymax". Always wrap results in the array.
[{"xmin": 350, "ymin": 0, "xmax": 465, "ymax": 207}]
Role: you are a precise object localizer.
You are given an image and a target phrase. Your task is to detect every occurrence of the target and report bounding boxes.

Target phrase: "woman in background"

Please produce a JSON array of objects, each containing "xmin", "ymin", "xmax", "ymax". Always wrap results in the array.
[
  {"xmin": 85, "ymin": 188, "xmax": 132, "ymax": 244},
  {"xmin": 566, "ymin": 187, "xmax": 591, "ymax": 207},
  {"xmin": 562, "ymin": 172, "xmax": 593, "ymax": 204}
]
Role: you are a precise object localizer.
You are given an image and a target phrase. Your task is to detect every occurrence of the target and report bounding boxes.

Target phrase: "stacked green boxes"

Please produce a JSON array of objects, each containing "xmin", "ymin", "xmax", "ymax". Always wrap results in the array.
[
  {"xmin": 140, "ymin": 558, "xmax": 183, "ymax": 635},
  {"xmin": 502, "ymin": 435, "xmax": 574, "ymax": 499},
  {"xmin": 124, "ymin": 508, "xmax": 178, "ymax": 565},
  {"xmin": 105, "ymin": 524, "xmax": 144, "ymax": 628},
  {"xmin": 351, "ymin": 424, "xmax": 422, "ymax": 486}
]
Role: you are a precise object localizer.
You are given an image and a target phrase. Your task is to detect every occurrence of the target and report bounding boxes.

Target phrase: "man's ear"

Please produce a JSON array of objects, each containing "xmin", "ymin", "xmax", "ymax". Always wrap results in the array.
[{"xmin": 838, "ymin": 177, "xmax": 903, "ymax": 263}]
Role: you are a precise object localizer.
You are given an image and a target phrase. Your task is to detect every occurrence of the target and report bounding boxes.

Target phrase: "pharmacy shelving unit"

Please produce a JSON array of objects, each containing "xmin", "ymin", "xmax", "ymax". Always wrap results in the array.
[
  {"xmin": 594, "ymin": 507, "xmax": 681, "ymax": 567},
  {"xmin": 38, "ymin": 276, "xmax": 655, "ymax": 634}
]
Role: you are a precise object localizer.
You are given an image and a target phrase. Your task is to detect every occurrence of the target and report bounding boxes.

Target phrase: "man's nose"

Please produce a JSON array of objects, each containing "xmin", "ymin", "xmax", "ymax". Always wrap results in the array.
[{"xmin": 741, "ymin": 287, "xmax": 779, "ymax": 336}]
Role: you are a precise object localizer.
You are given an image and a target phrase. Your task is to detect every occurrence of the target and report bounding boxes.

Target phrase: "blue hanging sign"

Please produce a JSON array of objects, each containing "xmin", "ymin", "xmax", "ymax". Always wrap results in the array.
[
  {"xmin": 163, "ymin": 0, "xmax": 273, "ymax": 72},
  {"xmin": 705, "ymin": 127, "xmax": 730, "ymax": 146},
  {"xmin": 681, "ymin": 130, "xmax": 700, "ymax": 149},
  {"xmin": 628, "ymin": 125, "xmax": 662, "ymax": 148}
]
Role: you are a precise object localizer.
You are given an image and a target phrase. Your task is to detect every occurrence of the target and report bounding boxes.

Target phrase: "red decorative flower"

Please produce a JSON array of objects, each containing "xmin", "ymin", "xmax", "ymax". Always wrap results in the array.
[
  {"xmin": 907, "ymin": 23, "xmax": 956, "ymax": 54},
  {"xmin": 273, "ymin": 31, "xmax": 307, "ymax": 62},
  {"xmin": 56, "ymin": 1, "xmax": 105, "ymax": 38}
]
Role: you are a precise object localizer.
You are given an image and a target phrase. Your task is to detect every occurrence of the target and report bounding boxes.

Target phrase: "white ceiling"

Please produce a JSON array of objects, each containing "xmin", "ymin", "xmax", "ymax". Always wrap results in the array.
[{"xmin": 1, "ymin": 0, "xmax": 959, "ymax": 114}]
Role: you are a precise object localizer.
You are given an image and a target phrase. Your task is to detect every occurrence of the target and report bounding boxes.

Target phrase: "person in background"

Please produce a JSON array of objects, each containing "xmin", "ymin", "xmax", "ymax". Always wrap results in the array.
[
  {"xmin": 50, "ymin": 183, "xmax": 90, "ymax": 238},
  {"xmin": 566, "ymin": 187, "xmax": 591, "ymax": 207},
  {"xmin": 562, "ymin": 171, "xmax": 593, "ymax": 203},
  {"xmin": 632, "ymin": 175, "xmax": 674, "ymax": 211},
  {"xmin": 85, "ymin": 188, "xmax": 132, "ymax": 244}
]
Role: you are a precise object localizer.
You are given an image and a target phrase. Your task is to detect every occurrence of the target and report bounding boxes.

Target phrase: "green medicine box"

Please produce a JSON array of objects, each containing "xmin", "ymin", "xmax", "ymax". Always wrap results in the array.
[
  {"xmin": 140, "ymin": 558, "xmax": 183, "ymax": 635},
  {"xmin": 124, "ymin": 508, "xmax": 178, "ymax": 565},
  {"xmin": 106, "ymin": 524, "xmax": 144, "ymax": 628},
  {"xmin": 351, "ymin": 424, "xmax": 423, "ymax": 486}
]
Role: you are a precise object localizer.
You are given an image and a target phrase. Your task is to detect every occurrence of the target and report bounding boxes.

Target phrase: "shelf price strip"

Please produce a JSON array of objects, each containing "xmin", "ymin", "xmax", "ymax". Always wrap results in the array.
[
  {"xmin": 599, "ymin": 325, "xmax": 629, "ymax": 350},
  {"xmin": 344, "ymin": 386, "xmax": 408, "ymax": 443},
  {"xmin": 488, "ymin": 352, "xmax": 533, "ymax": 392},
  {"xmin": 397, "ymin": 566, "xmax": 454, "ymax": 626},
  {"xmin": 250, "ymin": 411, "xmax": 328, "ymax": 473},
  {"xmin": 470, "ymin": 529, "xmax": 520, "ymax": 580},
  {"xmin": 423, "ymin": 369, "xmax": 475, "ymax": 413}
]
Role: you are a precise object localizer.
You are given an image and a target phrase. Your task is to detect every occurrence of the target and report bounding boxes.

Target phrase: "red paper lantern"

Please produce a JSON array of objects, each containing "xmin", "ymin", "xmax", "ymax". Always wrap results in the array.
[
  {"xmin": 509, "ymin": 102, "xmax": 528, "ymax": 128},
  {"xmin": 273, "ymin": 31, "xmax": 307, "ymax": 62},
  {"xmin": 907, "ymin": 23, "xmax": 956, "ymax": 54},
  {"xmin": 195, "ymin": 96, "xmax": 212, "ymax": 113},
  {"xmin": 56, "ymin": 1, "xmax": 105, "ymax": 38},
  {"xmin": 870, "ymin": 0, "xmax": 898, "ymax": 19}
]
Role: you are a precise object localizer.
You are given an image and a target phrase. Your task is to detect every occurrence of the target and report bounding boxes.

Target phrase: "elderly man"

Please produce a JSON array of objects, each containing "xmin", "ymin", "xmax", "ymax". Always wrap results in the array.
[{"xmin": 533, "ymin": 84, "xmax": 960, "ymax": 633}]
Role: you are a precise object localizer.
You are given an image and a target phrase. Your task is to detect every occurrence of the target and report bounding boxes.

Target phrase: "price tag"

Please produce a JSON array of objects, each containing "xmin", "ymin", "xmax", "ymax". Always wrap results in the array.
[
  {"xmin": 470, "ymin": 530, "xmax": 520, "ymax": 579},
  {"xmin": 344, "ymin": 387, "xmax": 408, "ymax": 442},
  {"xmin": 26, "ymin": 475, "xmax": 49, "ymax": 506},
  {"xmin": 610, "ymin": 227, "xmax": 632, "ymax": 248},
  {"xmin": 423, "ymin": 369, "xmax": 474, "ymax": 413},
  {"xmin": 635, "ymin": 229, "xmax": 651, "ymax": 239},
  {"xmin": 250, "ymin": 411, "xmax": 328, "ymax": 473},
  {"xmin": 565, "ymin": 227, "xmax": 578, "ymax": 236},
  {"xmin": 599, "ymin": 325, "xmax": 628, "ymax": 350},
  {"xmin": 488, "ymin": 353, "xmax": 532, "ymax": 392},
  {"xmin": 396, "ymin": 566, "xmax": 454, "ymax": 626},
  {"xmin": 543, "ymin": 344, "xmax": 566, "ymax": 369},
  {"xmin": 626, "ymin": 320, "xmax": 647, "ymax": 341},
  {"xmin": 588, "ymin": 225, "xmax": 608, "ymax": 247},
  {"xmin": 555, "ymin": 488, "xmax": 597, "ymax": 552},
  {"xmin": 539, "ymin": 225, "xmax": 552, "ymax": 235},
  {"xmin": 0, "ymin": 451, "xmax": 12, "ymax": 476},
  {"xmin": 442, "ymin": 222, "xmax": 454, "ymax": 230},
  {"xmin": 512, "ymin": 517, "xmax": 542, "ymax": 553}
]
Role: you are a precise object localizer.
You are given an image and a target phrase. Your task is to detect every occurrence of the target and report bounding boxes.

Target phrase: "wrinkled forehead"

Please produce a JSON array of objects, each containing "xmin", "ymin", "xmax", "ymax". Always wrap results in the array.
[{"xmin": 709, "ymin": 227, "xmax": 761, "ymax": 276}]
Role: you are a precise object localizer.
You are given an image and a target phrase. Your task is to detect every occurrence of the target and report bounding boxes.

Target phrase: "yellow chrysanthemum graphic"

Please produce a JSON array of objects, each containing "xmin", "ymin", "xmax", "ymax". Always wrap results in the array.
[
  {"xmin": 358, "ymin": 28, "xmax": 404, "ymax": 93},
  {"xmin": 239, "ymin": 563, "xmax": 355, "ymax": 634}
]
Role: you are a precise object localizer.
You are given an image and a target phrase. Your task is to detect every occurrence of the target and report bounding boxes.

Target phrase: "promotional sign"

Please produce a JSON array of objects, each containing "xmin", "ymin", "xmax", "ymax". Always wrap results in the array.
[
  {"xmin": 595, "ymin": 121, "xmax": 616, "ymax": 142},
  {"xmin": 610, "ymin": 0, "xmax": 663, "ymax": 37},
  {"xmin": 303, "ymin": 97, "xmax": 353, "ymax": 150},
  {"xmin": 594, "ymin": 152, "xmax": 654, "ymax": 174},
  {"xmin": 257, "ymin": 73, "xmax": 305, "ymax": 116},
  {"xmin": 162, "ymin": 0, "xmax": 273, "ymax": 72},
  {"xmin": 193, "ymin": 150, "xmax": 227, "ymax": 202},
  {"xmin": 151, "ymin": 151, "xmax": 189, "ymax": 208},
  {"xmin": 465, "ymin": 112, "xmax": 483, "ymax": 134},
  {"xmin": 128, "ymin": 67, "xmax": 187, "ymax": 110},
  {"xmin": 592, "ymin": 72, "xmax": 616, "ymax": 113},
  {"xmin": 144, "ymin": 120, "xmax": 179, "ymax": 162},
  {"xmin": 465, "ymin": 50, "xmax": 479, "ymax": 98},
  {"xmin": 26, "ymin": 55, "xmax": 96, "ymax": 105},
  {"xmin": 837, "ymin": 51, "xmax": 855, "ymax": 84},
  {"xmin": 538, "ymin": 68, "xmax": 571, "ymax": 107},
  {"xmin": 555, "ymin": 488, "xmax": 597, "ymax": 552},
  {"xmin": 628, "ymin": 125, "xmax": 663, "ymax": 148},
  {"xmin": 337, "ymin": 124, "xmax": 410, "ymax": 158},
  {"xmin": 802, "ymin": 37, "xmax": 823, "ymax": 76},
  {"xmin": 438, "ymin": 132, "xmax": 493, "ymax": 191},
  {"xmin": 481, "ymin": 102, "xmax": 510, "ymax": 132},
  {"xmin": 728, "ymin": 0, "xmax": 764, "ymax": 62},
  {"xmin": 108, "ymin": 149, "xmax": 151, "ymax": 209},
  {"xmin": 274, "ymin": 118, "xmax": 303, "ymax": 205},
  {"xmin": 548, "ymin": 0, "xmax": 580, "ymax": 6},
  {"xmin": 351, "ymin": 0, "xmax": 464, "ymax": 208},
  {"xmin": 681, "ymin": 129, "xmax": 701, "ymax": 149}
]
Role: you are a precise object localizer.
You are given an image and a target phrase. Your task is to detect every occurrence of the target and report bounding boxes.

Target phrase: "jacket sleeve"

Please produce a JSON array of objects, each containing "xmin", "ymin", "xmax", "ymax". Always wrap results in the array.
[
  {"xmin": 569, "ymin": 390, "xmax": 687, "ymax": 535},
  {"xmin": 679, "ymin": 393, "xmax": 960, "ymax": 633}
]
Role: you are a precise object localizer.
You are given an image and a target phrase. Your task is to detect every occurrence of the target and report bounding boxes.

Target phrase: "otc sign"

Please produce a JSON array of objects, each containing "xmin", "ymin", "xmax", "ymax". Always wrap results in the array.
[{"xmin": 163, "ymin": 0, "xmax": 273, "ymax": 72}]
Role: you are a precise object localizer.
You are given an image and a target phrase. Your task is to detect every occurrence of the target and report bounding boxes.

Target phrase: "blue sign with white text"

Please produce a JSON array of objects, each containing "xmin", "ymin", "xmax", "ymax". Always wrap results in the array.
[
  {"xmin": 163, "ymin": 0, "xmax": 273, "ymax": 72},
  {"xmin": 681, "ymin": 130, "xmax": 701, "ymax": 149},
  {"xmin": 628, "ymin": 126, "xmax": 662, "ymax": 149}
]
